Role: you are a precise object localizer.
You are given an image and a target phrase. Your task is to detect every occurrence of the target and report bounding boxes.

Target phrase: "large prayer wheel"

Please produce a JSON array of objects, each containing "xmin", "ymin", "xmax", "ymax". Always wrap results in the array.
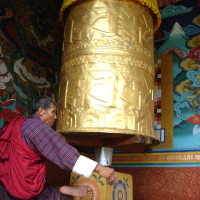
[{"xmin": 57, "ymin": 0, "xmax": 161, "ymax": 151}]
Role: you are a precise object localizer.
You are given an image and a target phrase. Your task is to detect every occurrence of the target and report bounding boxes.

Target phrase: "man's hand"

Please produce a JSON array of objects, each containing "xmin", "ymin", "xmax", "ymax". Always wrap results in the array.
[
  {"xmin": 94, "ymin": 164, "xmax": 117, "ymax": 185},
  {"xmin": 60, "ymin": 185, "xmax": 91, "ymax": 197}
]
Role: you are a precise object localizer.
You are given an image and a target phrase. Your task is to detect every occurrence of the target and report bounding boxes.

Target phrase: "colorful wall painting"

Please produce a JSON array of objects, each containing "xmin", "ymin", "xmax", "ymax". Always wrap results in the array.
[
  {"xmin": 154, "ymin": 55, "xmax": 173, "ymax": 149},
  {"xmin": 154, "ymin": 59, "xmax": 162, "ymax": 130},
  {"xmin": 154, "ymin": 0, "xmax": 200, "ymax": 149},
  {"xmin": 0, "ymin": 0, "xmax": 63, "ymax": 128},
  {"xmin": 1, "ymin": 0, "xmax": 200, "ymax": 151},
  {"xmin": 157, "ymin": 0, "xmax": 184, "ymax": 7},
  {"xmin": 112, "ymin": 151, "xmax": 200, "ymax": 167}
]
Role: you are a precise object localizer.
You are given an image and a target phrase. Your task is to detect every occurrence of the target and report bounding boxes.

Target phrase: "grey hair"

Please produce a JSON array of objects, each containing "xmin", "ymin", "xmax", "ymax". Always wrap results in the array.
[{"xmin": 31, "ymin": 95, "xmax": 57, "ymax": 114}]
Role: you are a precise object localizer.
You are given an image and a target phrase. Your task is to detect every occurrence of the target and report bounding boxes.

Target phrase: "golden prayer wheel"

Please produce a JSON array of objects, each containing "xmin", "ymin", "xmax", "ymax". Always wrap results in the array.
[{"xmin": 57, "ymin": 0, "xmax": 161, "ymax": 152}]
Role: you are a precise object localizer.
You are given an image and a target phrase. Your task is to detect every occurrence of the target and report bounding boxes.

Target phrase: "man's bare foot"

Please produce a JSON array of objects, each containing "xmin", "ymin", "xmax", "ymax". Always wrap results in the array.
[{"xmin": 59, "ymin": 186, "xmax": 91, "ymax": 197}]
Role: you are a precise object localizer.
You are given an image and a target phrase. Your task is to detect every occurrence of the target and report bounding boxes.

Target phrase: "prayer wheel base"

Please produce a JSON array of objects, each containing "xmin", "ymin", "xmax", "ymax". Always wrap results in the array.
[{"xmin": 60, "ymin": 132, "xmax": 160, "ymax": 153}]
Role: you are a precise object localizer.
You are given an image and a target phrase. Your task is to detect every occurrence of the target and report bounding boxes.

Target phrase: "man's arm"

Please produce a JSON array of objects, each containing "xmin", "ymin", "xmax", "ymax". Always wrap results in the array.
[
  {"xmin": 72, "ymin": 155, "xmax": 117, "ymax": 185},
  {"xmin": 22, "ymin": 115, "xmax": 117, "ymax": 184}
]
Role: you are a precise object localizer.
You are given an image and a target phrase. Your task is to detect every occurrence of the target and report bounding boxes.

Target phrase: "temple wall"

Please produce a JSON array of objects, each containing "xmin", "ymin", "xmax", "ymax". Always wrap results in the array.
[{"xmin": 1, "ymin": 0, "xmax": 200, "ymax": 199}]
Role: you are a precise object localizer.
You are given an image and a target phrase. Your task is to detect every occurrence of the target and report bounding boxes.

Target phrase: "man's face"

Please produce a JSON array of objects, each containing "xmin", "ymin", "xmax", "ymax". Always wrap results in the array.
[{"xmin": 41, "ymin": 102, "xmax": 57, "ymax": 127}]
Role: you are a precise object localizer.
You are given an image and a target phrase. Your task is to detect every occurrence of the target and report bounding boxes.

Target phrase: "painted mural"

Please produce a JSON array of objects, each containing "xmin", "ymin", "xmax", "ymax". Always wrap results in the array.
[
  {"xmin": 1, "ymin": 0, "xmax": 200, "ymax": 150},
  {"xmin": 157, "ymin": 0, "xmax": 184, "ymax": 7},
  {"xmin": 0, "ymin": 0, "xmax": 63, "ymax": 128},
  {"xmin": 154, "ymin": 0, "xmax": 200, "ymax": 149}
]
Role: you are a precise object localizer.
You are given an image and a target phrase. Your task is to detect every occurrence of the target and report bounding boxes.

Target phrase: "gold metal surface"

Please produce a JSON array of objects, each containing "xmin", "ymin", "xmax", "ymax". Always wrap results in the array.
[
  {"xmin": 57, "ymin": 0, "xmax": 159, "ymax": 144},
  {"xmin": 59, "ymin": 0, "xmax": 161, "ymax": 32}
]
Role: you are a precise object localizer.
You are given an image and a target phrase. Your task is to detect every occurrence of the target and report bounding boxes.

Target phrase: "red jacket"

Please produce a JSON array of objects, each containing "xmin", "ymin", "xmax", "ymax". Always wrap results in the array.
[{"xmin": 0, "ymin": 117, "xmax": 46, "ymax": 199}]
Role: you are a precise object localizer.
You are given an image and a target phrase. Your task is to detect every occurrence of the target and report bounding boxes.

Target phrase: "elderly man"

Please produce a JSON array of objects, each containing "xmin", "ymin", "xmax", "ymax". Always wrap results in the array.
[{"xmin": 0, "ymin": 95, "xmax": 117, "ymax": 199}]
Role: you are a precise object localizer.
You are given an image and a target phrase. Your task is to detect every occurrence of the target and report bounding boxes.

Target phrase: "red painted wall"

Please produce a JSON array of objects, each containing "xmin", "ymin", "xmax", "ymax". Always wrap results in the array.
[{"xmin": 116, "ymin": 167, "xmax": 200, "ymax": 200}]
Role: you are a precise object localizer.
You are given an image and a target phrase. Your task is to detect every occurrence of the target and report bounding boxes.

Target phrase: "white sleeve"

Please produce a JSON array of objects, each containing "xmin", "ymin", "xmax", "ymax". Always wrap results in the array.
[{"xmin": 72, "ymin": 155, "xmax": 98, "ymax": 178}]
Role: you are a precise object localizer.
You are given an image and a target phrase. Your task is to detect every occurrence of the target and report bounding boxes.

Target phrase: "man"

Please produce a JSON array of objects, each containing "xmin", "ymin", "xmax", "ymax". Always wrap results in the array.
[{"xmin": 0, "ymin": 96, "xmax": 117, "ymax": 199}]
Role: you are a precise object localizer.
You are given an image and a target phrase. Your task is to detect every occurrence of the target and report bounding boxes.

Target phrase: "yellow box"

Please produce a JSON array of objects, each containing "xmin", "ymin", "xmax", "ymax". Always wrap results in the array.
[{"xmin": 70, "ymin": 172, "xmax": 133, "ymax": 200}]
